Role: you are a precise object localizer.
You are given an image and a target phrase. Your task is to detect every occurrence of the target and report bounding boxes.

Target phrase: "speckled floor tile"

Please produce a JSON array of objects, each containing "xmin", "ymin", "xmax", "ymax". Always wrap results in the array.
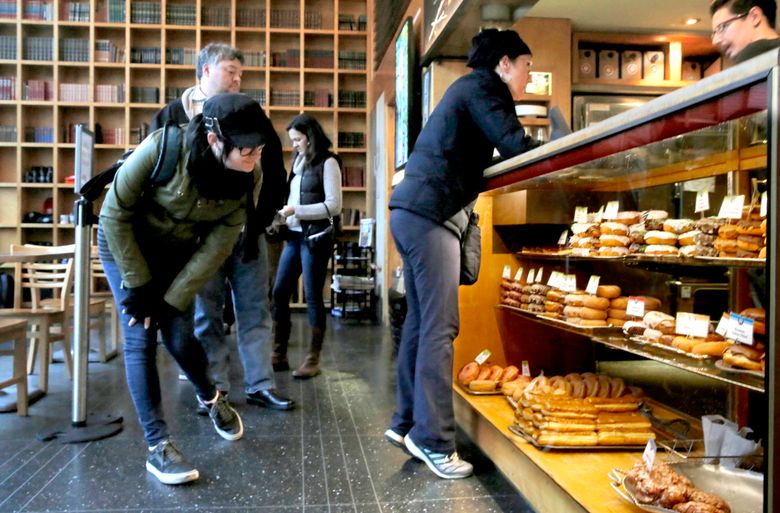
[{"xmin": 0, "ymin": 315, "xmax": 535, "ymax": 513}]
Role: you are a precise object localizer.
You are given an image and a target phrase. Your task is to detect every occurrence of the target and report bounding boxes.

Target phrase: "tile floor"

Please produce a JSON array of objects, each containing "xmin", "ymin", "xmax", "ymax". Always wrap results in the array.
[{"xmin": 0, "ymin": 315, "xmax": 536, "ymax": 513}]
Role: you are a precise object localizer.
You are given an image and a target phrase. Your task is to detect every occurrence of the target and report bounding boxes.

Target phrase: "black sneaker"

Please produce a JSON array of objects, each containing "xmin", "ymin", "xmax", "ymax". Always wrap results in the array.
[
  {"xmin": 196, "ymin": 391, "xmax": 227, "ymax": 416},
  {"xmin": 145, "ymin": 440, "xmax": 199, "ymax": 485},
  {"xmin": 199, "ymin": 391, "xmax": 244, "ymax": 441}
]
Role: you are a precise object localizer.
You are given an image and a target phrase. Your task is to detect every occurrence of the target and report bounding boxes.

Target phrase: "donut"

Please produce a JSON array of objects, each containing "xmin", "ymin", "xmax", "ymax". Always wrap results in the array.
[
  {"xmin": 546, "ymin": 289, "xmax": 565, "ymax": 302},
  {"xmin": 599, "ymin": 234, "xmax": 630, "ymax": 247},
  {"xmin": 600, "ymin": 222, "xmax": 629, "ymax": 235},
  {"xmin": 644, "ymin": 230, "xmax": 677, "ymax": 245},
  {"xmin": 616, "ymin": 211, "xmax": 641, "ymax": 225},
  {"xmin": 477, "ymin": 364, "xmax": 491, "ymax": 381},
  {"xmin": 596, "ymin": 285, "xmax": 621, "ymax": 299},
  {"xmin": 488, "ymin": 365, "xmax": 504, "ymax": 381},
  {"xmin": 607, "ymin": 308, "xmax": 627, "ymax": 320},
  {"xmin": 596, "ymin": 375, "xmax": 612, "ymax": 397},
  {"xmin": 458, "ymin": 362, "xmax": 480, "ymax": 385},
  {"xmin": 545, "ymin": 301, "xmax": 564, "ymax": 313},
  {"xmin": 583, "ymin": 374, "xmax": 599, "ymax": 397},
  {"xmin": 598, "ymin": 246, "xmax": 629, "ymax": 257},
  {"xmin": 718, "ymin": 224, "xmax": 738, "ymax": 239},
  {"xmin": 580, "ymin": 319, "xmax": 608, "ymax": 326},
  {"xmin": 737, "ymin": 220, "xmax": 763, "ymax": 236},
  {"xmin": 564, "ymin": 294, "xmax": 587, "ymax": 306},
  {"xmin": 582, "ymin": 296, "xmax": 610, "ymax": 310},
  {"xmin": 678, "ymin": 230, "xmax": 700, "ymax": 246},
  {"xmin": 610, "ymin": 296, "xmax": 629, "ymax": 309},
  {"xmin": 663, "ymin": 219, "xmax": 695, "ymax": 234},
  {"xmin": 579, "ymin": 306, "xmax": 608, "ymax": 320},
  {"xmin": 645, "ymin": 244, "xmax": 679, "ymax": 256},
  {"xmin": 606, "ymin": 317, "xmax": 625, "ymax": 327},
  {"xmin": 500, "ymin": 365, "xmax": 520, "ymax": 383},
  {"xmin": 737, "ymin": 235, "xmax": 763, "ymax": 252}
]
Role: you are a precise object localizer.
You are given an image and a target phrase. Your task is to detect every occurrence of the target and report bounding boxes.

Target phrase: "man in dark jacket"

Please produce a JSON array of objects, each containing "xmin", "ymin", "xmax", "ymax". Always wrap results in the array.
[{"xmin": 152, "ymin": 43, "xmax": 294, "ymax": 411}]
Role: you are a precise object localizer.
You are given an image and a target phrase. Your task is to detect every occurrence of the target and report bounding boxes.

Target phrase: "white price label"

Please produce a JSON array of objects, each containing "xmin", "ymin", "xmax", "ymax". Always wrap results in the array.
[
  {"xmin": 574, "ymin": 206, "xmax": 588, "ymax": 223},
  {"xmin": 643, "ymin": 438, "xmax": 657, "ymax": 471},
  {"xmin": 585, "ymin": 275, "xmax": 601, "ymax": 295},
  {"xmin": 675, "ymin": 312, "xmax": 710, "ymax": 338},
  {"xmin": 502, "ymin": 265, "xmax": 512, "ymax": 279},
  {"xmin": 527, "ymin": 269, "xmax": 535, "ymax": 284},
  {"xmin": 558, "ymin": 229, "xmax": 569, "ymax": 246},
  {"xmin": 726, "ymin": 313, "xmax": 755, "ymax": 345},
  {"xmin": 548, "ymin": 271, "xmax": 561, "ymax": 288},
  {"xmin": 564, "ymin": 274, "xmax": 578, "ymax": 293},
  {"xmin": 521, "ymin": 360, "xmax": 531, "ymax": 377},
  {"xmin": 715, "ymin": 314, "xmax": 729, "ymax": 337},
  {"xmin": 474, "ymin": 349, "xmax": 492, "ymax": 365},
  {"xmin": 595, "ymin": 206, "xmax": 605, "ymax": 223},
  {"xmin": 535, "ymin": 267, "xmax": 544, "ymax": 283},
  {"xmin": 514, "ymin": 267, "xmax": 524, "ymax": 282},
  {"xmin": 604, "ymin": 201, "xmax": 620, "ymax": 220},
  {"xmin": 626, "ymin": 296, "xmax": 646, "ymax": 318},
  {"xmin": 761, "ymin": 191, "xmax": 768, "ymax": 217},
  {"xmin": 718, "ymin": 195, "xmax": 745, "ymax": 219},
  {"xmin": 695, "ymin": 190, "xmax": 710, "ymax": 213}
]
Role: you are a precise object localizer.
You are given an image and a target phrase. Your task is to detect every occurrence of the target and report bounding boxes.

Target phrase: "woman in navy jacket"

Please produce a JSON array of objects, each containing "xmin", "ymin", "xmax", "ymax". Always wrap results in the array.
[{"xmin": 386, "ymin": 29, "xmax": 537, "ymax": 479}]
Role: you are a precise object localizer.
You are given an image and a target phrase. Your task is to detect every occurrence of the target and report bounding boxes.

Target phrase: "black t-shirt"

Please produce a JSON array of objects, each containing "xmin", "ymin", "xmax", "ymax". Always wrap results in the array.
[{"xmin": 735, "ymin": 38, "xmax": 780, "ymax": 63}]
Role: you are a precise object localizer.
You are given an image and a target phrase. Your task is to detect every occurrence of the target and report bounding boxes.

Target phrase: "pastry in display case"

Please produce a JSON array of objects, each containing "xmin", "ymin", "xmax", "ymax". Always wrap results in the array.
[{"xmin": 452, "ymin": 51, "xmax": 778, "ymax": 513}]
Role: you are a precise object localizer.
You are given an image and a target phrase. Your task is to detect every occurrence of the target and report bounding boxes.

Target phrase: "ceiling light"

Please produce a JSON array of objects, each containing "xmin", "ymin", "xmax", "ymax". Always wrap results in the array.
[{"xmin": 685, "ymin": 17, "xmax": 700, "ymax": 25}]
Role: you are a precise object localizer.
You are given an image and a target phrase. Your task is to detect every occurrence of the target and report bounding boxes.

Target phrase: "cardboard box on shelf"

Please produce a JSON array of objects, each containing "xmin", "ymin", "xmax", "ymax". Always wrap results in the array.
[{"xmin": 598, "ymin": 50, "xmax": 619, "ymax": 79}]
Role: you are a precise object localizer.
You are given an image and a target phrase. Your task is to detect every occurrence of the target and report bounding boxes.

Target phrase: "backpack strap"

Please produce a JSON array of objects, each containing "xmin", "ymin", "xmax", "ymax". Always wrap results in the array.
[{"xmin": 150, "ymin": 120, "xmax": 183, "ymax": 186}]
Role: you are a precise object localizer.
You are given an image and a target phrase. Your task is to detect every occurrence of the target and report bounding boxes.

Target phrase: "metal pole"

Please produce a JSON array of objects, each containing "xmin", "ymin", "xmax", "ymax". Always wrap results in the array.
[{"xmin": 71, "ymin": 198, "xmax": 91, "ymax": 426}]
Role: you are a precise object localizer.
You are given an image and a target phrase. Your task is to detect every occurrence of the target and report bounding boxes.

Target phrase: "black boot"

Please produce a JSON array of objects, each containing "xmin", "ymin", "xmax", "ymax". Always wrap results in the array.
[
  {"xmin": 272, "ymin": 322, "xmax": 291, "ymax": 372},
  {"xmin": 292, "ymin": 326, "xmax": 324, "ymax": 379}
]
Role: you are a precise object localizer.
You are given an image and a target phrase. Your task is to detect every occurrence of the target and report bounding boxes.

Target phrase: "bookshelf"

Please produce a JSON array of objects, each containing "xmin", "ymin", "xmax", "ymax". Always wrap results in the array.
[{"xmin": 0, "ymin": 0, "xmax": 372, "ymax": 252}]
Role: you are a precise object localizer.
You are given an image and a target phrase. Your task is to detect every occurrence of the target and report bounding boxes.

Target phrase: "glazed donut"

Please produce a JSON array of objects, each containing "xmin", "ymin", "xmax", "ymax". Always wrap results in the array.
[
  {"xmin": 679, "ymin": 245, "xmax": 697, "ymax": 257},
  {"xmin": 645, "ymin": 230, "xmax": 678, "ymax": 245},
  {"xmin": 564, "ymin": 294, "xmax": 587, "ymax": 306},
  {"xmin": 500, "ymin": 365, "xmax": 520, "ymax": 383},
  {"xmin": 609, "ymin": 377, "xmax": 626, "ymax": 398},
  {"xmin": 582, "ymin": 296, "xmax": 610, "ymax": 310},
  {"xmin": 663, "ymin": 219, "xmax": 695, "ymax": 234},
  {"xmin": 606, "ymin": 317, "xmax": 625, "ymax": 327},
  {"xmin": 579, "ymin": 306, "xmax": 608, "ymax": 320},
  {"xmin": 607, "ymin": 308, "xmax": 627, "ymax": 320},
  {"xmin": 600, "ymin": 222, "xmax": 629, "ymax": 235},
  {"xmin": 677, "ymin": 230, "xmax": 700, "ymax": 246},
  {"xmin": 737, "ymin": 219, "xmax": 763, "ymax": 236},
  {"xmin": 610, "ymin": 297, "xmax": 629, "ymax": 309},
  {"xmin": 718, "ymin": 224, "xmax": 738, "ymax": 239},
  {"xmin": 596, "ymin": 375, "xmax": 612, "ymax": 398},
  {"xmin": 598, "ymin": 246, "xmax": 629, "ymax": 257},
  {"xmin": 616, "ymin": 211, "xmax": 641, "ymax": 225},
  {"xmin": 645, "ymin": 244, "xmax": 679, "ymax": 256},
  {"xmin": 737, "ymin": 235, "xmax": 763, "ymax": 252},
  {"xmin": 488, "ymin": 364, "xmax": 504, "ymax": 381},
  {"xmin": 546, "ymin": 289, "xmax": 565, "ymax": 302},
  {"xmin": 643, "ymin": 210, "xmax": 669, "ymax": 230},
  {"xmin": 596, "ymin": 285, "xmax": 621, "ymax": 299},
  {"xmin": 563, "ymin": 305, "xmax": 582, "ymax": 318},
  {"xmin": 545, "ymin": 301, "xmax": 564, "ymax": 313},
  {"xmin": 599, "ymin": 234, "xmax": 630, "ymax": 247},
  {"xmin": 580, "ymin": 319, "xmax": 608, "ymax": 327},
  {"xmin": 477, "ymin": 364, "xmax": 491, "ymax": 381},
  {"xmin": 583, "ymin": 374, "xmax": 599, "ymax": 397},
  {"xmin": 458, "ymin": 361, "xmax": 480, "ymax": 385}
]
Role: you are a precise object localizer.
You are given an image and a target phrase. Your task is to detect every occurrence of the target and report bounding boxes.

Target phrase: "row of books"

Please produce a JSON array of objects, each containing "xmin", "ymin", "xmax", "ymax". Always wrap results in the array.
[
  {"xmin": 130, "ymin": 1, "xmax": 160, "ymax": 24},
  {"xmin": 270, "ymin": 49, "xmax": 335, "ymax": 68},
  {"xmin": 0, "ymin": 0, "xmax": 14, "ymax": 19},
  {"xmin": 24, "ymin": 80, "xmax": 52, "ymax": 101},
  {"xmin": 166, "ymin": 4, "xmax": 196, "ymax": 26},
  {"xmin": 95, "ymin": 84, "xmax": 125, "ymax": 103},
  {"xmin": 23, "ymin": 0, "xmax": 52, "ymax": 21},
  {"xmin": 60, "ymin": 38, "xmax": 90, "ymax": 62},
  {"xmin": 59, "ymin": 83, "xmax": 89, "ymax": 102},
  {"xmin": 130, "ymin": 123, "xmax": 149, "ymax": 143},
  {"xmin": 304, "ymin": 50, "xmax": 335, "ymax": 69},
  {"xmin": 244, "ymin": 51, "xmax": 266, "ymax": 67},
  {"xmin": 23, "ymin": 37, "xmax": 54, "ymax": 61},
  {"xmin": 236, "ymin": 8, "xmax": 265, "ymax": 27},
  {"xmin": 64, "ymin": 123, "xmax": 86, "ymax": 143},
  {"xmin": 0, "ymin": 125, "xmax": 16, "ymax": 142},
  {"xmin": 269, "ymin": 89, "xmax": 300, "ymax": 106},
  {"xmin": 242, "ymin": 88, "xmax": 266, "ymax": 105},
  {"xmin": 338, "ymin": 90, "xmax": 366, "ymax": 109},
  {"xmin": 62, "ymin": 2, "xmax": 89, "ymax": 22},
  {"xmin": 303, "ymin": 89, "xmax": 332, "ymax": 108},
  {"xmin": 130, "ymin": 86, "xmax": 159, "ymax": 104},
  {"xmin": 202, "ymin": 6, "xmax": 230, "ymax": 26},
  {"xmin": 0, "ymin": 35, "xmax": 14, "ymax": 60},
  {"xmin": 341, "ymin": 208, "xmax": 365, "ymax": 227},
  {"xmin": 338, "ymin": 52, "xmax": 367, "ymax": 70},
  {"xmin": 131, "ymin": 47, "xmax": 161, "ymax": 64},
  {"xmin": 0, "ymin": 76, "xmax": 14, "ymax": 100},
  {"xmin": 338, "ymin": 131, "xmax": 365, "ymax": 148},
  {"xmin": 342, "ymin": 166, "xmax": 364, "ymax": 187},
  {"xmin": 95, "ymin": 39, "xmax": 124, "ymax": 63},
  {"xmin": 25, "ymin": 126, "xmax": 54, "ymax": 143},
  {"xmin": 165, "ymin": 87, "xmax": 186, "ymax": 103},
  {"xmin": 166, "ymin": 48, "xmax": 196, "ymax": 65},
  {"xmin": 100, "ymin": 127, "xmax": 125, "ymax": 145},
  {"xmin": 102, "ymin": 0, "xmax": 125, "ymax": 23},
  {"xmin": 338, "ymin": 14, "xmax": 368, "ymax": 31}
]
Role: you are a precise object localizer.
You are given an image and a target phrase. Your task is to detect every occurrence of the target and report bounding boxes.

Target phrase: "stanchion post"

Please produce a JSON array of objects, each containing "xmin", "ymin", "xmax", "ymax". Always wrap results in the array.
[{"xmin": 71, "ymin": 198, "xmax": 92, "ymax": 426}]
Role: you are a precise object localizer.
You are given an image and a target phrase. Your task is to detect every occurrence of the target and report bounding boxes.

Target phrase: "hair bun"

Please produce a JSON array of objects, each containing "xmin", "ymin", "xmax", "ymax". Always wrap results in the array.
[{"xmin": 467, "ymin": 28, "xmax": 531, "ymax": 69}]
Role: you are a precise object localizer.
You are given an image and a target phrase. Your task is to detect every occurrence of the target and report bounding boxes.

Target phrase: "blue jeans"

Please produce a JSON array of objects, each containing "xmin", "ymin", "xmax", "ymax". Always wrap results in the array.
[
  {"xmin": 98, "ymin": 231, "xmax": 217, "ymax": 447},
  {"xmin": 194, "ymin": 234, "xmax": 274, "ymax": 394},
  {"xmin": 388, "ymin": 208, "xmax": 460, "ymax": 454},
  {"xmin": 272, "ymin": 231, "xmax": 331, "ymax": 328}
]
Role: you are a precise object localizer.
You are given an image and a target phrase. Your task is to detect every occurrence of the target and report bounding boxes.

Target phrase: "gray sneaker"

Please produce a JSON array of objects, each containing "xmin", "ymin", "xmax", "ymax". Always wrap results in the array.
[
  {"xmin": 404, "ymin": 435, "xmax": 473, "ymax": 479},
  {"xmin": 145, "ymin": 440, "xmax": 199, "ymax": 485},
  {"xmin": 199, "ymin": 391, "xmax": 243, "ymax": 441}
]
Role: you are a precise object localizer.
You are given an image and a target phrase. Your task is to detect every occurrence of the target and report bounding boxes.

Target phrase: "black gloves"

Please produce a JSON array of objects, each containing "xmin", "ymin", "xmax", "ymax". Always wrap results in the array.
[{"xmin": 120, "ymin": 281, "xmax": 158, "ymax": 322}]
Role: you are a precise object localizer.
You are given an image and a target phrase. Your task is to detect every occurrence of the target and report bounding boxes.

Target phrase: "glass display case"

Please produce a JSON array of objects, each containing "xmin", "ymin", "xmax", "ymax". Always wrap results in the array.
[{"xmin": 453, "ymin": 50, "xmax": 778, "ymax": 513}]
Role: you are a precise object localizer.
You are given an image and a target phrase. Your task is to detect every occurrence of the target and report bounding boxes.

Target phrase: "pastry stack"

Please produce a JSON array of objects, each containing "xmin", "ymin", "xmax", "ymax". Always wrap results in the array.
[
  {"xmin": 598, "ymin": 218, "xmax": 632, "ymax": 257},
  {"xmin": 524, "ymin": 283, "xmax": 550, "ymax": 314},
  {"xmin": 562, "ymin": 292, "xmax": 610, "ymax": 326},
  {"xmin": 736, "ymin": 215, "xmax": 764, "ymax": 259},
  {"xmin": 714, "ymin": 223, "xmax": 739, "ymax": 258},
  {"xmin": 692, "ymin": 217, "xmax": 725, "ymax": 257},
  {"xmin": 542, "ymin": 288, "xmax": 566, "ymax": 321},
  {"xmin": 569, "ymin": 223, "xmax": 600, "ymax": 255},
  {"xmin": 499, "ymin": 276, "xmax": 523, "ymax": 308}
]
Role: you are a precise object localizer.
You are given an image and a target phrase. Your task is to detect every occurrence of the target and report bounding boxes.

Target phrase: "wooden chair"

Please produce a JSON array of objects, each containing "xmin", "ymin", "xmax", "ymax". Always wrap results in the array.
[
  {"xmin": 90, "ymin": 247, "xmax": 119, "ymax": 361},
  {"xmin": 0, "ymin": 319, "xmax": 29, "ymax": 416}
]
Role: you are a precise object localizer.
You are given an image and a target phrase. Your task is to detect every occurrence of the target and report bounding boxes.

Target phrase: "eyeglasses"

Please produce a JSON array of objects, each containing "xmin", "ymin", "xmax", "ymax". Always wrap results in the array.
[
  {"xmin": 712, "ymin": 12, "xmax": 748, "ymax": 37},
  {"xmin": 237, "ymin": 145, "xmax": 264, "ymax": 157}
]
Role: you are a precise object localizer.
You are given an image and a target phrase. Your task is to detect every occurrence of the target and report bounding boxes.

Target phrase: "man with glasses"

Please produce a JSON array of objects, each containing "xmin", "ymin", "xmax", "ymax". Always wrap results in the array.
[
  {"xmin": 151, "ymin": 43, "xmax": 295, "ymax": 412},
  {"xmin": 710, "ymin": 0, "xmax": 779, "ymax": 64}
]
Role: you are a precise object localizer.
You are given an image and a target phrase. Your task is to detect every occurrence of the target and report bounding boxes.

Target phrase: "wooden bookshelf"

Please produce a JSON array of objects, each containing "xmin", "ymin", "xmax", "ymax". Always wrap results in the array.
[{"xmin": 0, "ymin": 0, "xmax": 372, "ymax": 251}]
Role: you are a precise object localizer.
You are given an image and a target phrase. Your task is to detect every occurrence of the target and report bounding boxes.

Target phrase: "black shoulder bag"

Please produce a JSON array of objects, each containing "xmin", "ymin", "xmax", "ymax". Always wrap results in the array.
[{"xmin": 304, "ymin": 204, "xmax": 335, "ymax": 251}]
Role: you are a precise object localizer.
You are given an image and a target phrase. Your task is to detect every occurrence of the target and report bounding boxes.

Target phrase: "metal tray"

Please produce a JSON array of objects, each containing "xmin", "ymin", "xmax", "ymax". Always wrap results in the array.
[
  {"xmin": 609, "ymin": 461, "xmax": 763, "ymax": 513},
  {"xmin": 714, "ymin": 359, "xmax": 765, "ymax": 378},
  {"xmin": 456, "ymin": 382, "xmax": 502, "ymax": 396},
  {"xmin": 508, "ymin": 424, "xmax": 649, "ymax": 451}
]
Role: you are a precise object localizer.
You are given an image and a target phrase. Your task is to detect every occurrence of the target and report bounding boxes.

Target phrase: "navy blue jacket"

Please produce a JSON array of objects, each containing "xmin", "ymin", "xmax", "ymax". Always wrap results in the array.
[{"xmin": 389, "ymin": 67, "xmax": 534, "ymax": 223}]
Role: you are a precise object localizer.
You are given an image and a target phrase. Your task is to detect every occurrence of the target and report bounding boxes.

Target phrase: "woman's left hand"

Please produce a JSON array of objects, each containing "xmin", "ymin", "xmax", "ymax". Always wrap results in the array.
[{"xmin": 280, "ymin": 205, "xmax": 295, "ymax": 217}]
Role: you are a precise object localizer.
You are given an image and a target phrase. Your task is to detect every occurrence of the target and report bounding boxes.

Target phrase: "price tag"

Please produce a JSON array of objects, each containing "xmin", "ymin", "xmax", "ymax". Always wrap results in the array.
[
  {"xmin": 535, "ymin": 267, "xmax": 544, "ymax": 283},
  {"xmin": 643, "ymin": 438, "xmax": 657, "ymax": 471},
  {"xmin": 718, "ymin": 195, "xmax": 745, "ymax": 219},
  {"xmin": 715, "ymin": 313, "xmax": 729, "ymax": 337},
  {"xmin": 604, "ymin": 201, "xmax": 620, "ymax": 220},
  {"xmin": 726, "ymin": 313, "xmax": 755, "ymax": 345},
  {"xmin": 695, "ymin": 190, "xmax": 710, "ymax": 213},
  {"xmin": 474, "ymin": 349, "xmax": 492, "ymax": 365},
  {"xmin": 502, "ymin": 265, "xmax": 512, "ymax": 279},
  {"xmin": 514, "ymin": 267, "xmax": 524, "ymax": 282},
  {"xmin": 558, "ymin": 229, "xmax": 569, "ymax": 246},
  {"xmin": 585, "ymin": 275, "xmax": 601, "ymax": 295},
  {"xmin": 521, "ymin": 360, "xmax": 530, "ymax": 377},
  {"xmin": 761, "ymin": 192, "xmax": 767, "ymax": 217},
  {"xmin": 573, "ymin": 206, "xmax": 588, "ymax": 223},
  {"xmin": 527, "ymin": 269, "xmax": 536, "ymax": 284},
  {"xmin": 547, "ymin": 271, "xmax": 561, "ymax": 288},
  {"xmin": 626, "ymin": 296, "xmax": 646, "ymax": 318},
  {"xmin": 563, "ymin": 274, "xmax": 578, "ymax": 293},
  {"xmin": 675, "ymin": 312, "xmax": 710, "ymax": 338}
]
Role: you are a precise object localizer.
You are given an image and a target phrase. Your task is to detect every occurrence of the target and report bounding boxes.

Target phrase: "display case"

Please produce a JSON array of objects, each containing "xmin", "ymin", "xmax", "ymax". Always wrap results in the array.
[{"xmin": 454, "ymin": 50, "xmax": 779, "ymax": 513}]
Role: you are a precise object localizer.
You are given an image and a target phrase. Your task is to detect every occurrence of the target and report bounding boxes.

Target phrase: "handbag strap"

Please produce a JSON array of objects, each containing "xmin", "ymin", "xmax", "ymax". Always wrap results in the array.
[{"xmin": 323, "ymin": 203, "xmax": 333, "ymax": 227}]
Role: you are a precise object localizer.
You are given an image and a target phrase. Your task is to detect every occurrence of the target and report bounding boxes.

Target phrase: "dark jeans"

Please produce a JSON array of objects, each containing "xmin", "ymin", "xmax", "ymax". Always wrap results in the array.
[
  {"xmin": 388, "ymin": 208, "xmax": 460, "ymax": 454},
  {"xmin": 98, "ymin": 229, "xmax": 217, "ymax": 447},
  {"xmin": 272, "ymin": 231, "xmax": 331, "ymax": 328}
]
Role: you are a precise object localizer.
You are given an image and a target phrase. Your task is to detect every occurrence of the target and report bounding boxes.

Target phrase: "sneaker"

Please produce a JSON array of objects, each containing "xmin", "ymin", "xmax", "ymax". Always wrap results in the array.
[
  {"xmin": 404, "ymin": 435, "xmax": 473, "ymax": 479},
  {"xmin": 384, "ymin": 428, "xmax": 412, "ymax": 456},
  {"xmin": 145, "ymin": 440, "xmax": 199, "ymax": 485},
  {"xmin": 178, "ymin": 373, "xmax": 188, "ymax": 381},
  {"xmin": 199, "ymin": 391, "xmax": 244, "ymax": 441},
  {"xmin": 196, "ymin": 391, "xmax": 227, "ymax": 416}
]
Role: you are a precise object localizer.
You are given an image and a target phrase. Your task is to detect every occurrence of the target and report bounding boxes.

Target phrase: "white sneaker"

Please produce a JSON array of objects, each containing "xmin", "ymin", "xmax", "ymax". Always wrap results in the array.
[
  {"xmin": 404, "ymin": 435, "xmax": 473, "ymax": 479},
  {"xmin": 384, "ymin": 429, "xmax": 412, "ymax": 456}
]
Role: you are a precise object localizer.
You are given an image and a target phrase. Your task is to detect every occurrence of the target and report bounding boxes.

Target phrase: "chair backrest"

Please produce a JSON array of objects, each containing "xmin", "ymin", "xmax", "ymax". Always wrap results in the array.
[
  {"xmin": 9, "ymin": 244, "xmax": 76, "ymax": 311},
  {"xmin": 90, "ymin": 248, "xmax": 110, "ymax": 296}
]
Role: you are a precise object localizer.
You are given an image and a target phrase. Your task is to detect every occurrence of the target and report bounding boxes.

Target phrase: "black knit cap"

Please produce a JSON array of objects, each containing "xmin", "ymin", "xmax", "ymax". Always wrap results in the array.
[
  {"xmin": 203, "ymin": 93, "xmax": 265, "ymax": 148},
  {"xmin": 466, "ymin": 28, "xmax": 532, "ymax": 69}
]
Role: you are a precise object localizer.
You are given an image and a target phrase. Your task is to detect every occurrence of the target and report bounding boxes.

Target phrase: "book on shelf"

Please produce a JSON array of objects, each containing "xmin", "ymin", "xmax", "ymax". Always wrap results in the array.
[
  {"xmin": 130, "ymin": 86, "xmax": 159, "ymax": 104},
  {"xmin": 341, "ymin": 208, "xmax": 365, "ymax": 227},
  {"xmin": 0, "ymin": 0, "xmax": 16, "ymax": 19},
  {"xmin": 23, "ymin": 0, "xmax": 53, "ymax": 20},
  {"xmin": 0, "ymin": 35, "xmax": 16, "ymax": 60},
  {"xmin": 338, "ymin": 51, "xmax": 367, "ymax": 70},
  {"xmin": 94, "ymin": 84, "xmax": 125, "ymax": 103},
  {"xmin": 59, "ymin": 83, "xmax": 89, "ymax": 102},
  {"xmin": 95, "ymin": 40, "xmax": 124, "ymax": 63},
  {"xmin": 131, "ymin": 47, "xmax": 162, "ymax": 64},
  {"xmin": 97, "ymin": 0, "xmax": 125, "ymax": 23},
  {"xmin": 130, "ymin": 1, "xmax": 161, "ymax": 24},
  {"xmin": 243, "ymin": 51, "xmax": 266, "ymax": 67},
  {"xmin": 270, "ymin": 9, "xmax": 299, "ymax": 28},
  {"xmin": 24, "ymin": 80, "xmax": 52, "ymax": 101},
  {"xmin": 338, "ymin": 90, "xmax": 366, "ymax": 108},
  {"xmin": 0, "ymin": 76, "xmax": 15, "ymax": 100},
  {"xmin": 270, "ymin": 88, "xmax": 300, "ymax": 107},
  {"xmin": 236, "ymin": 8, "xmax": 265, "ymax": 27},
  {"xmin": 59, "ymin": 38, "xmax": 90, "ymax": 62},
  {"xmin": 23, "ymin": 37, "xmax": 54, "ymax": 61},
  {"xmin": 166, "ymin": 3, "xmax": 195, "ymax": 25},
  {"xmin": 62, "ymin": 2, "xmax": 89, "ymax": 22},
  {"xmin": 201, "ymin": 6, "xmax": 229, "ymax": 26},
  {"xmin": 0, "ymin": 126, "xmax": 17, "ymax": 142},
  {"xmin": 166, "ymin": 48, "xmax": 196, "ymax": 65},
  {"xmin": 24, "ymin": 126, "xmax": 54, "ymax": 143},
  {"xmin": 304, "ymin": 50, "xmax": 334, "ymax": 69},
  {"xmin": 303, "ymin": 89, "xmax": 332, "ymax": 108},
  {"xmin": 342, "ymin": 166, "xmax": 364, "ymax": 187},
  {"xmin": 338, "ymin": 131, "xmax": 366, "ymax": 148}
]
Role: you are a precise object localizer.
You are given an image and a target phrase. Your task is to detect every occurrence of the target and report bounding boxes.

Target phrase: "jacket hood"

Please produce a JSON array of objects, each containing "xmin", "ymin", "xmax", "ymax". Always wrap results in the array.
[{"xmin": 181, "ymin": 86, "xmax": 207, "ymax": 120}]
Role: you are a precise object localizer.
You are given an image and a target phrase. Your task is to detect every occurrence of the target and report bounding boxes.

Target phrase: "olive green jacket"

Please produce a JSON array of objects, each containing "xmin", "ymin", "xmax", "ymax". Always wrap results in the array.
[{"xmin": 100, "ymin": 129, "xmax": 251, "ymax": 311}]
